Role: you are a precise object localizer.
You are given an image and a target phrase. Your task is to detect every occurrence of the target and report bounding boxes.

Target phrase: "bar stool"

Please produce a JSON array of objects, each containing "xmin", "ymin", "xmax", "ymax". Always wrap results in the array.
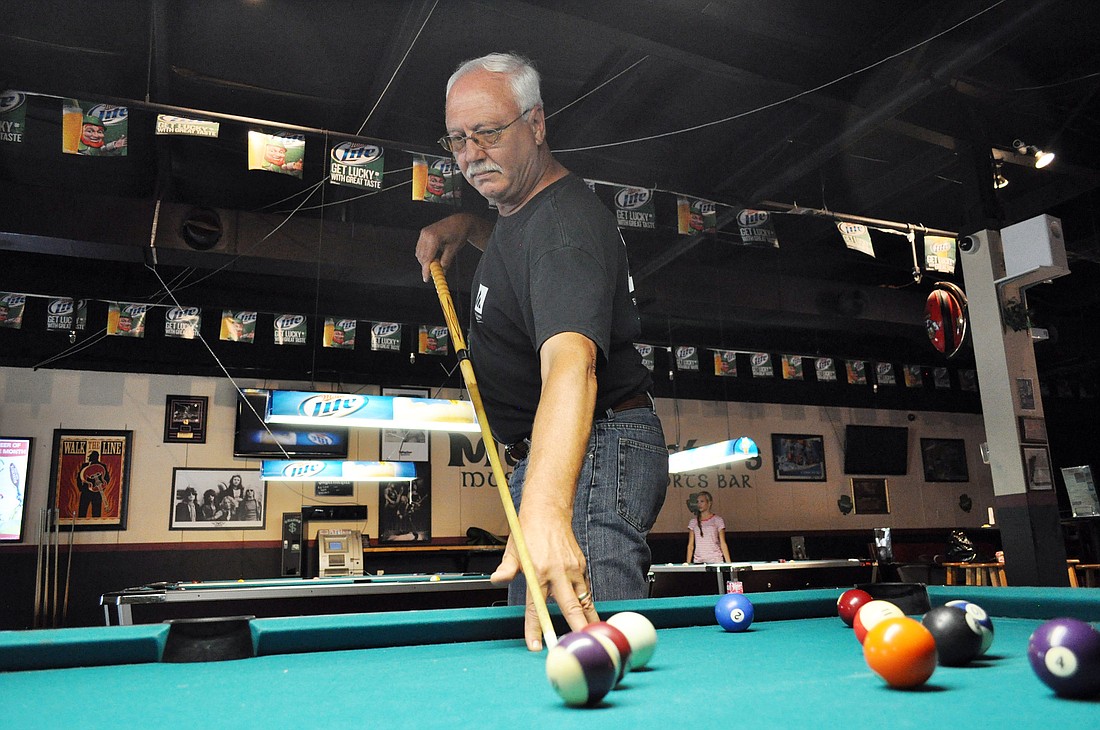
[
  {"xmin": 1074, "ymin": 563, "xmax": 1100, "ymax": 588},
  {"xmin": 1067, "ymin": 559, "xmax": 1080, "ymax": 588},
  {"xmin": 941, "ymin": 562, "xmax": 1008, "ymax": 586}
]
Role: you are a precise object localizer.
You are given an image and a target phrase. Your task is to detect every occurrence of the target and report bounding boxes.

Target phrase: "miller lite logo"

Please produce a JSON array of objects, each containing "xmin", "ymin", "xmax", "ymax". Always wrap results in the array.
[
  {"xmin": 122, "ymin": 304, "xmax": 147, "ymax": 317},
  {"xmin": 373, "ymin": 323, "xmax": 399, "ymax": 336},
  {"xmin": 238, "ymin": 312, "xmax": 257, "ymax": 324},
  {"xmin": 281, "ymin": 461, "xmax": 327, "ymax": 479},
  {"xmin": 615, "ymin": 187, "xmax": 651, "ymax": 210},
  {"xmin": 737, "ymin": 209, "xmax": 769, "ymax": 227},
  {"xmin": 676, "ymin": 346, "xmax": 695, "ymax": 358},
  {"xmin": 751, "ymin": 353, "xmax": 769, "ymax": 367},
  {"xmin": 298, "ymin": 393, "xmax": 367, "ymax": 419},
  {"xmin": 275, "ymin": 314, "xmax": 305, "ymax": 329},
  {"xmin": 166, "ymin": 306, "xmax": 200, "ymax": 321},
  {"xmin": 331, "ymin": 142, "xmax": 382, "ymax": 165},
  {"xmin": 48, "ymin": 299, "xmax": 74, "ymax": 316},
  {"xmin": 0, "ymin": 91, "xmax": 25, "ymax": 114},
  {"xmin": 430, "ymin": 158, "xmax": 456, "ymax": 175},
  {"xmin": 306, "ymin": 432, "xmax": 336, "ymax": 446},
  {"xmin": 2, "ymin": 294, "xmax": 26, "ymax": 306},
  {"xmin": 88, "ymin": 104, "xmax": 128, "ymax": 126},
  {"xmin": 838, "ymin": 222, "xmax": 864, "ymax": 236},
  {"xmin": 429, "ymin": 326, "xmax": 448, "ymax": 339}
]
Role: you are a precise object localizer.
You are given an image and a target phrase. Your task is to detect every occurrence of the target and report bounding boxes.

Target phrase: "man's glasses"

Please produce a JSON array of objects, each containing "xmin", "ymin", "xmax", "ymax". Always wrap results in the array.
[{"xmin": 438, "ymin": 108, "xmax": 533, "ymax": 154}]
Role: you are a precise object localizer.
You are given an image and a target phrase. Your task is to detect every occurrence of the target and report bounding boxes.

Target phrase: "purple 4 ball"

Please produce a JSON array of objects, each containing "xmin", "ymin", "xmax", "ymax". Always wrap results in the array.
[{"xmin": 1027, "ymin": 617, "xmax": 1100, "ymax": 698}]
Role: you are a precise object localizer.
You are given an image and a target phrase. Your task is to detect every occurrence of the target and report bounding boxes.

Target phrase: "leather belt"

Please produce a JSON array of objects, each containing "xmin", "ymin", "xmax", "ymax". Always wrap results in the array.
[{"xmin": 504, "ymin": 392, "xmax": 652, "ymax": 462}]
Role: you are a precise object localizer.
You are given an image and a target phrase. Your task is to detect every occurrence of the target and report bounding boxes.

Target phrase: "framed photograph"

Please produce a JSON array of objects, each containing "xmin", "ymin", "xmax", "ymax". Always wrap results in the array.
[
  {"xmin": 1016, "ymin": 377, "xmax": 1036, "ymax": 410},
  {"xmin": 170, "ymin": 468, "xmax": 265, "ymax": 530},
  {"xmin": 48, "ymin": 429, "xmax": 132, "ymax": 530},
  {"xmin": 771, "ymin": 433, "xmax": 826, "ymax": 481},
  {"xmin": 920, "ymin": 438, "xmax": 969, "ymax": 482},
  {"xmin": 1022, "ymin": 446, "xmax": 1054, "ymax": 491},
  {"xmin": 851, "ymin": 478, "xmax": 890, "ymax": 515},
  {"xmin": 380, "ymin": 387, "xmax": 430, "ymax": 462},
  {"xmin": 164, "ymin": 395, "xmax": 208, "ymax": 443},
  {"xmin": 1018, "ymin": 416, "xmax": 1048, "ymax": 444},
  {"xmin": 378, "ymin": 467, "xmax": 430, "ymax": 543}
]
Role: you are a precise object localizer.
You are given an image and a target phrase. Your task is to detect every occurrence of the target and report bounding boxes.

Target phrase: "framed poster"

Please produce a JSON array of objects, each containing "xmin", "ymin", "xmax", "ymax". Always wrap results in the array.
[
  {"xmin": 1018, "ymin": 416, "xmax": 1048, "ymax": 444},
  {"xmin": 164, "ymin": 395, "xmax": 209, "ymax": 443},
  {"xmin": 1016, "ymin": 377, "xmax": 1036, "ymax": 410},
  {"xmin": 851, "ymin": 478, "xmax": 890, "ymax": 515},
  {"xmin": 380, "ymin": 387, "xmax": 430, "ymax": 462},
  {"xmin": 378, "ymin": 467, "xmax": 430, "ymax": 543},
  {"xmin": 170, "ymin": 468, "xmax": 265, "ymax": 529},
  {"xmin": 1022, "ymin": 446, "xmax": 1054, "ymax": 491},
  {"xmin": 771, "ymin": 433, "xmax": 826, "ymax": 481},
  {"xmin": 0, "ymin": 437, "xmax": 33, "ymax": 542},
  {"xmin": 48, "ymin": 429, "xmax": 132, "ymax": 530},
  {"xmin": 920, "ymin": 438, "xmax": 969, "ymax": 482}
]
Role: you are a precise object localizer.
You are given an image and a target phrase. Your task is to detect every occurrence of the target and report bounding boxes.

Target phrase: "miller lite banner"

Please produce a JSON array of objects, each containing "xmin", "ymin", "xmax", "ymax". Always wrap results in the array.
[
  {"xmin": 260, "ymin": 459, "xmax": 416, "ymax": 482},
  {"xmin": 837, "ymin": 221, "xmax": 875, "ymax": 258},
  {"xmin": 329, "ymin": 141, "xmax": 384, "ymax": 190},
  {"xmin": 751, "ymin": 352, "xmax": 774, "ymax": 378},
  {"xmin": 846, "ymin": 360, "xmax": 867, "ymax": 385},
  {"xmin": 677, "ymin": 196, "xmax": 717, "ymax": 235},
  {"xmin": 248, "ymin": 130, "xmax": 305, "ymax": 178},
  {"xmin": 634, "ymin": 343, "xmax": 655, "ymax": 371},
  {"xmin": 924, "ymin": 235, "xmax": 957, "ymax": 274},
  {"xmin": 107, "ymin": 302, "xmax": 147, "ymax": 337},
  {"xmin": 0, "ymin": 293, "xmax": 26, "ymax": 329},
  {"xmin": 274, "ymin": 314, "xmax": 308, "ymax": 346},
  {"xmin": 815, "ymin": 357, "xmax": 837, "ymax": 382},
  {"xmin": 713, "ymin": 349, "xmax": 737, "ymax": 377},
  {"xmin": 323, "ymin": 317, "xmax": 357, "ymax": 349},
  {"xmin": 412, "ymin": 155, "xmax": 461, "ymax": 203},
  {"xmin": 903, "ymin": 364, "xmax": 923, "ymax": 388},
  {"xmin": 220, "ymin": 310, "xmax": 257, "ymax": 343},
  {"xmin": 737, "ymin": 209, "xmax": 778, "ymax": 247},
  {"xmin": 371, "ymin": 322, "xmax": 402, "ymax": 351},
  {"xmin": 875, "ymin": 362, "xmax": 897, "ymax": 386},
  {"xmin": 62, "ymin": 101, "xmax": 128, "ymax": 156},
  {"xmin": 418, "ymin": 325, "xmax": 449, "ymax": 355},
  {"xmin": 675, "ymin": 345, "xmax": 700, "ymax": 371},
  {"xmin": 0, "ymin": 90, "xmax": 26, "ymax": 144},
  {"xmin": 45, "ymin": 297, "xmax": 87, "ymax": 332},
  {"xmin": 155, "ymin": 114, "xmax": 220, "ymax": 138},
  {"xmin": 781, "ymin": 355, "xmax": 804, "ymax": 381},
  {"xmin": 165, "ymin": 306, "xmax": 201, "ymax": 339},
  {"xmin": 614, "ymin": 186, "xmax": 656, "ymax": 230},
  {"xmin": 266, "ymin": 391, "xmax": 480, "ymax": 432}
]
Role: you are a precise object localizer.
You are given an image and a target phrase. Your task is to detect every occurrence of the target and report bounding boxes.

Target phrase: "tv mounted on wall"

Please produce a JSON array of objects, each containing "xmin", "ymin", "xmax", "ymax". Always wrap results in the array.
[
  {"xmin": 843, "ymin": 425, "xmax": 909, "ymax": 475},
  {"xmin": 233, "ymin": 389, "xmax": 350, "ymax": 459}
]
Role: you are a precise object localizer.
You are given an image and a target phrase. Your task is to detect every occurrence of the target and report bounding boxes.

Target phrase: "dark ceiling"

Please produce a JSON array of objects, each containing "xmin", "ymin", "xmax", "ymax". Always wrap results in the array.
[{"xmin": 2, "ymin": 0, "xmax": 1099, "ymax": 397}]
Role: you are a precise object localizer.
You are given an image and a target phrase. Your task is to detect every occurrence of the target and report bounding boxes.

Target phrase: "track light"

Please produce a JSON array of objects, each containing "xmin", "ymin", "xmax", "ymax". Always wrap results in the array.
[
  {"xmin": 668, "ymin": 436, "xmax": 759, "ymax": 473},
  {"xmin": 992, "ymin": 161, "xmax": 1009, "ymax": 189},
  {"xmin": 1013, "ymin": 139, "xmax": 1055, "ymax": 169}
]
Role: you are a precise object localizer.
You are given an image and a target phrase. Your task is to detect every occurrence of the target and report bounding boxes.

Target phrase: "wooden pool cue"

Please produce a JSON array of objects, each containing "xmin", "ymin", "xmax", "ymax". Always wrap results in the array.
[
  {"xmin": 429, "ymin": 261, "xmax": 558, "ymax": 650},
  {"xmin": 52, "ymin": 507, "xmax": 61, "ymax": 627},
  {"xmin": 62, "ymin": 514, "xmax": 76, "ymax": 626},
  {"xmin": 32, "ymin": 508, "xmax": 45, "ymax": 628}
]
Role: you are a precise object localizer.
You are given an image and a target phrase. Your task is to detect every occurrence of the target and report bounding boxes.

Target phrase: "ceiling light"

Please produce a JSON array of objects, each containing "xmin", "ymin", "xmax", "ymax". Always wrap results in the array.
[
  {"xmin": 668, "ymin": 437, "xmax": 759, "ymax": 473},
  {"xmin": 1013, "ymin": 139, "xmax": 1055, "ymax": 169},
  {"xmin": 992, "ymin": 162, "xmax": 1009, "ymax": 189}
]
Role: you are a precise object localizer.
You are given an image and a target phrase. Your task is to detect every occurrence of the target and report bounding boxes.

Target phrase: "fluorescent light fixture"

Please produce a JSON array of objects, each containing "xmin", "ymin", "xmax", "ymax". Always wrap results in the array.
[
  {"xmin": 668, "ymin": 437, "xmax": 759, "ymax": 473},
  {"xmin": 260, "ymin": 460, "xmax": 417, "ymax": 481},
  {"xmin": 266, "ymin": 390, "xmax": 480, "ymax": 432}
]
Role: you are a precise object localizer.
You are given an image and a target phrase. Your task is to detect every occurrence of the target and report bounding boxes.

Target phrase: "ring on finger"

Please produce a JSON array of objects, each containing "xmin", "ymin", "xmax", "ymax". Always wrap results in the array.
[{"xmin": 577, "ymin": 590, "xmax": 591, "ymax": 603}]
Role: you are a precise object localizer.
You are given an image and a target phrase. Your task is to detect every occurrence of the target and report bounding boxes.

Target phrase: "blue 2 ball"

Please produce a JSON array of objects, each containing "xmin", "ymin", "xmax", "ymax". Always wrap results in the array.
[{"xmin": 715, "ymin": 593, "xmax": 755, "ymax": 632}]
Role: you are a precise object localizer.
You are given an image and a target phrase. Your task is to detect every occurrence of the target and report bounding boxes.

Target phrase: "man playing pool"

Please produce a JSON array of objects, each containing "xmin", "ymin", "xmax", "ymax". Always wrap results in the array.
[{"xmin": 415, "ymin": 52, "xmax": 667, "ymax": 651}]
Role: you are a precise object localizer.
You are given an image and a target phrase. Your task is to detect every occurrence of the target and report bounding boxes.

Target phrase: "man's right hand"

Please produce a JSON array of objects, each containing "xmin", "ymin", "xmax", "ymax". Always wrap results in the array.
[{"xmin": 415, "ymin": 213, "xmax": 492, "ymax": 282}]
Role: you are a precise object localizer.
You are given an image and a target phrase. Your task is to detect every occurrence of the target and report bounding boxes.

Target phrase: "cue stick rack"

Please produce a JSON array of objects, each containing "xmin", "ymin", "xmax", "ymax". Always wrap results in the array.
[{"xmin": 33, "ymin": 508, "xmax": 76, "ymax": 628}]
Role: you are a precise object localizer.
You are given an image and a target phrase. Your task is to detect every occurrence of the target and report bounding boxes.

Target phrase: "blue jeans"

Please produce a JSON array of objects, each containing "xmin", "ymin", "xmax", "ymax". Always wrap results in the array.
[{"xmin": 506, "ymin": 403, "xmax": 668, "ymax": 604}]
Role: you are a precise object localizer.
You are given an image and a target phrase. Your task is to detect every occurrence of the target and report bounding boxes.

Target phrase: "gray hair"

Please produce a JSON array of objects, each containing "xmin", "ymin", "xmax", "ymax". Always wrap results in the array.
[{"xmin": 446, "ymin": 52, "xmax": 543, "ymax": 112}]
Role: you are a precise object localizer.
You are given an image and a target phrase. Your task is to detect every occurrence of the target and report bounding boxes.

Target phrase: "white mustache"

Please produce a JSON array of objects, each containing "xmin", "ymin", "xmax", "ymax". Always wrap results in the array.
[{"xmin": 465, "ymin": 161, "xmax": 502, "ymax": 176}]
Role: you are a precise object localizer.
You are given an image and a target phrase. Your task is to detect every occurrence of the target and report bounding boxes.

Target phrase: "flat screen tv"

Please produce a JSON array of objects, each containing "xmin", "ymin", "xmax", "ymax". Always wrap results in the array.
[
  {"xmin": 234, "ymin": 389, "xmax": 350, "ymax": 459},
  {"xmin": 844, "ymin": 425, "xmax": 908, "ymax": 475},
  {"xmin": 0, "ymin": 437, "xmax": 32, "ymax": 542}
]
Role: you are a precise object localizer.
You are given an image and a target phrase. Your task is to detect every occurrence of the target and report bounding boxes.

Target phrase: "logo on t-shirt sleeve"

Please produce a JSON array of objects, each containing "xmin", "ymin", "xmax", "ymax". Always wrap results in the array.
[{"xmin": 474, "ymin": 284, "xmax": 489, "ymax": 323}]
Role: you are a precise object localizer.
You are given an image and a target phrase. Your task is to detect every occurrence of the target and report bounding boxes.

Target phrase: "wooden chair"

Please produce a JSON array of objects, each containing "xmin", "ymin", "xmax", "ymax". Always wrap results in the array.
[
  {"xmin": 1068, "ymin": 559, "xmax": 1080, "ymax": 588},
  {"xmin": 941, "ymin": 562, "xmax": 1007, "ymax": 587},
  {"xmin": 1074, "ymin": 563, "xmax": 1100, "ymax": 588}
]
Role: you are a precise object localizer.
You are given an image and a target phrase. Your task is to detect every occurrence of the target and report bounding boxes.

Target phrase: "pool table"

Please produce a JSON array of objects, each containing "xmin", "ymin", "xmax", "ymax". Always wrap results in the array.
[
  {"xmin": 99, "ymin": 573, "xmax": 505, "ymax": 626},
  {"xmin": 4, "ymin": 586, "xmax": 1099, "ymax": 728},
  {"xmin": 649, "ymin": 558, "xmax": 874, "ymax": 595}
]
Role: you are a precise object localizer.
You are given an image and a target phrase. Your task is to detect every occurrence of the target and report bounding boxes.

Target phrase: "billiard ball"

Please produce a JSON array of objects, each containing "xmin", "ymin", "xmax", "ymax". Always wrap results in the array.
[
  {"xmin": 853, "ymin": 600, "xmax": 905, "ymax": 644},
  {"xmin": 921, "ymin": 605, "xmax": 983, "ymax": 666},
  {"xmin": 546, "ymin": 631, "xmax": 618, "ymax": 706},
  {"xmin": 429, "ymin": 575, "xmax": 441, "ymax": 581},
  {"xmin": 837, "ymin": 588, "xmax": 874, "ymax": 627},
  {"xmin": 945, "ymin": 599, "xmax": 995, "ymax": 655},
  {"xmin": 606, "ymin": 611, "xmax": 657, "ymax": 670},
  {"xmin": 1027, "ymin": 618, "xmax": 1100, "ymax": 698},
  {"xmin": 582, "ymin": 621, "xmax": 632, "ymax": 683},
  {"xmin": 863, "ymin": 616, "xmax": 937, "ymax": 689},
  {"xmin": 715, "ymin": 592, "xmax": 755, "ymax": 632}
]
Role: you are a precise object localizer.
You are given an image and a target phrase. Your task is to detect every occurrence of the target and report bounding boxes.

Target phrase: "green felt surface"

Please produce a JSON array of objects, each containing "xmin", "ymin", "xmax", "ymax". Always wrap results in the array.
[{"xmin": 4, "ymin": 588, "xmax": 1099, "ymax": 729}]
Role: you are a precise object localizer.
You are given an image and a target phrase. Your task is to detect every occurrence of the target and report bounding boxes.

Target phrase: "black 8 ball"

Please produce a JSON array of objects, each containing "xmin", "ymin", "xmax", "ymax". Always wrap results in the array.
[{"xmin": 921, "ymin": 605, "xmax": 983, "ymax": 666}]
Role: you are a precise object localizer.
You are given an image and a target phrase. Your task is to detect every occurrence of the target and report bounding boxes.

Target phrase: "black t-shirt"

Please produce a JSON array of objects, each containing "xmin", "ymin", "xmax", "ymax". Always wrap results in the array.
[{"xmin": 468, "ymin": 174, "xmax": 651, "ymax": 444}]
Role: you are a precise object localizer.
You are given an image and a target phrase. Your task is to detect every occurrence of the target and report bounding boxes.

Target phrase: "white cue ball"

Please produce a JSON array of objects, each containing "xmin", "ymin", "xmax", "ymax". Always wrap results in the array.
[{"xmin": 606, "ymin": 611, "xmax": 657, "ymax": 669}]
